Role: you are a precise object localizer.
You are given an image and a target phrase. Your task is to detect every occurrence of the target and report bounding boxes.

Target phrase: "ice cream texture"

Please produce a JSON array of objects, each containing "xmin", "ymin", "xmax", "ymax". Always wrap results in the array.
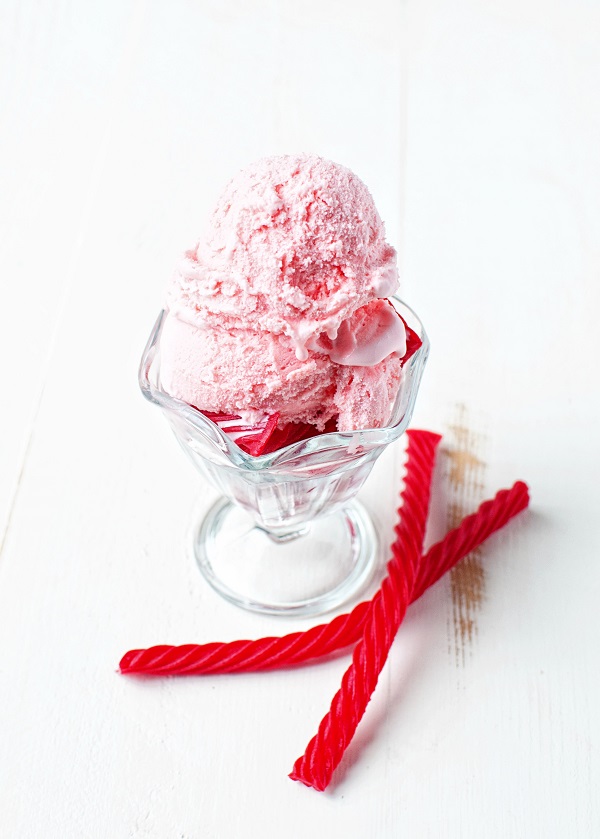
[{"xmin": 161, "ymin": 154, "xmax": 418, "ymax": 449}]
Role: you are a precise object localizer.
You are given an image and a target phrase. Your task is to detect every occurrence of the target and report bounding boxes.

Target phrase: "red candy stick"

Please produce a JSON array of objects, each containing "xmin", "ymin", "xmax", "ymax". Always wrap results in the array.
[
  {"xmin": 119, "ymin": 487, "xmax": 529, "ymax": 676},
  {"xmin": 288, "ymin": 429, "xmax": 440, "ymax": 791},
  {"xmin": 415, "ymin": 480, "xmax": 529, "ymax": 595}
]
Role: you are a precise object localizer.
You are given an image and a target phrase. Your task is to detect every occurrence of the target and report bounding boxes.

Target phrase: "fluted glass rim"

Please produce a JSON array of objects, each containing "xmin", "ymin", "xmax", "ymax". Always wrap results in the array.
[{"xmin": 139, "ymin": 296, "xmax": 429, "ymax": 470}]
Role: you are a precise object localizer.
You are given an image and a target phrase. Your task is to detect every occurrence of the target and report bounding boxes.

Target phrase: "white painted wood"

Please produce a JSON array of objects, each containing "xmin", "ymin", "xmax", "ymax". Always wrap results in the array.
[{"xmin": 1, "ymin": 1, "xmax": 598, "ymax": 836}]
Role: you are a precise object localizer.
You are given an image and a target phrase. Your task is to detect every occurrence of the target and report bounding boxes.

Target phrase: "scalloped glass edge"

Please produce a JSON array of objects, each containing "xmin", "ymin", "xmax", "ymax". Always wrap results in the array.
[{"xmin": 139, "ymin": 297, "xmax": 429, "ymax": 471}]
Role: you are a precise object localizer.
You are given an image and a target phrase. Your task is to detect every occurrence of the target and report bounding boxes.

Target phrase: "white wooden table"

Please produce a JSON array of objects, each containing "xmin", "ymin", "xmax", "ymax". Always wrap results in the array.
[{"xmin": 2, "ymin": 1, "xmax": 599, "ymax": 836}]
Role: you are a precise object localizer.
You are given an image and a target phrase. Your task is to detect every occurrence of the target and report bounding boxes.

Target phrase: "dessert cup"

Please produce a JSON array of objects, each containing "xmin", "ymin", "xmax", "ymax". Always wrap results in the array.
[{"xmin": 139, "ymin": 298, "xmax": 429, "ymax": 617}]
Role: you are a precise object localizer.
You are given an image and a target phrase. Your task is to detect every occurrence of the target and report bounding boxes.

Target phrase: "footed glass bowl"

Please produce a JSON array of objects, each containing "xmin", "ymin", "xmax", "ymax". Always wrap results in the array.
[{"xmin": 139, "ymin": 298, "xmax": 429, "ymax": 617}]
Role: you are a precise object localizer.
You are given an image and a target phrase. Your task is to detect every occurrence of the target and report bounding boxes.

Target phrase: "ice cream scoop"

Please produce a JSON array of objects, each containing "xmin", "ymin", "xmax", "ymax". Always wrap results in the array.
[{"xmin": 161, "ymin": 154, "xmax": 411, "ymax": 439}]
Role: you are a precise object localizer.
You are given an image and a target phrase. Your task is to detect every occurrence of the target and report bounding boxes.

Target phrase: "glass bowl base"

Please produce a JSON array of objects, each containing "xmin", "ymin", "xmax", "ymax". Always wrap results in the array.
[{"xmin": 193, "ymin": 497, "xmax": 378, "ymax": 617}]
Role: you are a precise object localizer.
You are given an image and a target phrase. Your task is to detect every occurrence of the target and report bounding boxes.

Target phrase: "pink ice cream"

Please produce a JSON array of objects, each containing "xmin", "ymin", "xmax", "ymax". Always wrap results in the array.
[{"xmin": 160, "ymin": 154, "xmax": 407, "ymax": 432}]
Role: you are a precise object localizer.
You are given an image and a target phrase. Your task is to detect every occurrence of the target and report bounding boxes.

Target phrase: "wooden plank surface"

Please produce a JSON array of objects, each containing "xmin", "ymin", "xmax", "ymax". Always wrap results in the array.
[{"xmin": 1, "ymin": 1, "xmax": 599, "ymax": 836}]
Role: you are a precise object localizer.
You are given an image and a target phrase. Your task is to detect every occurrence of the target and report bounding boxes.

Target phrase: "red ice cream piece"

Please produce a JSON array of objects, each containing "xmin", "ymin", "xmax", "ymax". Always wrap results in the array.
[{"xmin": 399, "ymin": 315, "xmax": 422, "ymax": 366}]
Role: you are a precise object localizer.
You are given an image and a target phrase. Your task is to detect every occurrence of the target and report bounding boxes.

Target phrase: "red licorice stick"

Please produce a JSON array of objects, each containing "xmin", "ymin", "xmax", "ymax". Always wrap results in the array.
[
  {"xmin": 288, "ymin": 429, "xmax": 440, "ymax": 791},
  {"xmin": 119, "ymin": 483, "xmax": 530, "ymax": 677},
  {"xmin": 414, "ymin": 479, "xmax": 529, "ymax": 595}
]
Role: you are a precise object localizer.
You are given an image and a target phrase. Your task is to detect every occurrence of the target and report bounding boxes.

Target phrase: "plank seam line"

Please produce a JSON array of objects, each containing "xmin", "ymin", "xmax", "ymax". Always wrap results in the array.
[{"xmin": 0, "ymin": 384, "xmax": 46, "ymax": 563}]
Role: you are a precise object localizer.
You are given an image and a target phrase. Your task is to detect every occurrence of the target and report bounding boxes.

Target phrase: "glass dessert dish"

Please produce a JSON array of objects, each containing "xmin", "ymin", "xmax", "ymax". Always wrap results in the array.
[{"xmin": 139, "ymin": 298, "xmax": 429, "ymax": 617}]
